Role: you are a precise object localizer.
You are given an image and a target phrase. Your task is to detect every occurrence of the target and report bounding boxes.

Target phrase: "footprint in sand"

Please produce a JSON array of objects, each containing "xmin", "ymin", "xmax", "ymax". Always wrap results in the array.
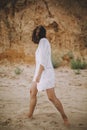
[{"xmin": 1, "ymin": 118, "xmax": 12, "ymax": 126}]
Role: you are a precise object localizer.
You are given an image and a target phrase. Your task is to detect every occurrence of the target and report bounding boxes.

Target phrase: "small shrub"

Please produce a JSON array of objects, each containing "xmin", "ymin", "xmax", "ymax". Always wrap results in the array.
[
  {"xmin": 67, "ymin": 51, "xmax": 74, "ymax": 59},
  {"xmin": 71, "ymin": 58, "xmax": 87, "ymax": 69},
  {"xmin": 14, "ymin": 67, "xmax": 22, "ymax": 75},
  {"xmin": 51, "ymin": 52, "xmax": 62, "ymax": 68},
  {"xmin": 52, "ymin": 58, "xmax": 61, "ymax": 68},
  {"xmin": 81, "ymin": 61, "xmax": 87, "ymax": 69}
]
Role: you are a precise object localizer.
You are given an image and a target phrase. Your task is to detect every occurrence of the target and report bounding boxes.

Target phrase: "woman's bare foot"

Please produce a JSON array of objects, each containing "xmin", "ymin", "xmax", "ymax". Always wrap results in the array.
[
  {"xmin": 62, "ymin": 114, "xmax": 70, "ymax": 126},
  {"xmin": 27, "ymin": 113, "xmax": 33, "ymax": 119},
  {"xmin": 64, "ymin": 119, "xmax": 70, "ymax": 127}
]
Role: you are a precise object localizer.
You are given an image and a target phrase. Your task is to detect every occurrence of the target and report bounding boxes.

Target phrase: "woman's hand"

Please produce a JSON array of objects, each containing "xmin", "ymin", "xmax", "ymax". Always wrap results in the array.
[{"xmin": 35, "ymin": 75, "xmax": 41, "ymax": 83}]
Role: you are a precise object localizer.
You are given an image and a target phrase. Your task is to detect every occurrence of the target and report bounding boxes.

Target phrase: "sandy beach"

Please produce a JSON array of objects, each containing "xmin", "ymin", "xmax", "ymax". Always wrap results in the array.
[{"xmin": 0, "ymin": 63, "xmax": 87, "ymax": 130}]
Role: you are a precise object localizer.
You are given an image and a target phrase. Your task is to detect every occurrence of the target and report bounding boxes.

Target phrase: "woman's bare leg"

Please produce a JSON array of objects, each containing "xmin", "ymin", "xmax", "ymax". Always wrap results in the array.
[
  {"xmin": 28, "ymin": 82, "xmax": 38, "ymax": 118},
  {"xmin": 46, "ymin": 88, "xmax": 69, "ymax": 125}
]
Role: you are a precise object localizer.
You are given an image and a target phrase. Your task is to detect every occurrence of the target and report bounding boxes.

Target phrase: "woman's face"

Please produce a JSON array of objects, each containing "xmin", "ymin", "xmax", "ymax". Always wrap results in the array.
[{"xmin": 36, "ymin": 29, "xmax": 40, "ymax": 37}]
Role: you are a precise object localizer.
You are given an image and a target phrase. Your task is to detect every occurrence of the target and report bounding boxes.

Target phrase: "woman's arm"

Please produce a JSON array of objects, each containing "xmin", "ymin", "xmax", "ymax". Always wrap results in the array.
[
  {"xmin": 35, "ymin": 39, "xmax": 48, "ymax": 83},
  {"xmin": 35, "ymin": 64, "xmax": 44, "ymax": 83}
]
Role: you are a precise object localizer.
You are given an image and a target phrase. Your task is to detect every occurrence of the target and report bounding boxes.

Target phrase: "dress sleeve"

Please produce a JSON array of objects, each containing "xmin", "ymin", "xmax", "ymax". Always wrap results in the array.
[{"xmin": 39, "ymin": 39, "xmax": 49, "ymax": 69}]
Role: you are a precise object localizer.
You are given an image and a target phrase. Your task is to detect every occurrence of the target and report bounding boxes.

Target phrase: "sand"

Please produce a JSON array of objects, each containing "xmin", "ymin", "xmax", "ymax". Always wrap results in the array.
[{"xmin": 0, "ymin": 63, "xmax": 87, "ymax": 130}]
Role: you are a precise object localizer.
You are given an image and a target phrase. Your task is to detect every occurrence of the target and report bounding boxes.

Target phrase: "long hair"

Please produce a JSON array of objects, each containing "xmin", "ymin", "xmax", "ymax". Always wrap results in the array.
[{"xmin": 32, "ymin": 25, "xmax": 46, "ymax": 44}]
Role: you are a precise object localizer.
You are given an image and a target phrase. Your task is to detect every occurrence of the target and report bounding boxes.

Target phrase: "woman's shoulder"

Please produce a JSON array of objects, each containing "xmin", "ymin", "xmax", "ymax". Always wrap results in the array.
[
  {"xmin": 39, "ymin": 38, "xmax": 51, "ymax": 50},
  {"xmin": 39, "ymin": 38, "xmax": 50, "ymax": 45},
  {"xmin": 40, "ymin": 38, "xmax": 49, "ymax": 42}
]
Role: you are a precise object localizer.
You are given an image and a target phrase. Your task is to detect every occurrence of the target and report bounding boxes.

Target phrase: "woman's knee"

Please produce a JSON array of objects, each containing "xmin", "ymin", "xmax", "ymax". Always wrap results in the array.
[
  {"xmin": 48, "ymin": 95, "xmax": 55, "ymax": 102},
  {"xmin": 46, "ymin": 88, "xmax": 56, "ymax": 102},
  {"xmin": 30, "ymin": 82, "xmax": 37, "ymax": 97},
  {"xmin": 30, "ymin": 89, "xmax": 37, "ymax": 98}
]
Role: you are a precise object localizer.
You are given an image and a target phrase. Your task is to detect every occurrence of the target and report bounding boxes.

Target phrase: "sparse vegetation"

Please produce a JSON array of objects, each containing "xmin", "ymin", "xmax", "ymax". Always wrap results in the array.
[
  {"xmin": 71, "ymin": 58, "xmax": 87, "ymax": 69},
  {"xmin": 52, "ymin": 58, "xmax": 61, "ymax": 68},
  {"xmin": 51, "ymin": 51, "xmax": 62, "ymax": 68},
  {"xmin": 67, "ymin": 51, "xmax": 74, "ymax": 59},
  {"xmin": 14, "ymin": 67, "xmax": 22, "ymax": 75}
]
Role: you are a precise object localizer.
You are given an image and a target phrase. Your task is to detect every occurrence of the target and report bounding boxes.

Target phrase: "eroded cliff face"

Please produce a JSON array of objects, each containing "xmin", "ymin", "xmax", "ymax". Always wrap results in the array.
[{"xmin": 0, "ymin": 0, "xmax": 87, "ymax": 64}]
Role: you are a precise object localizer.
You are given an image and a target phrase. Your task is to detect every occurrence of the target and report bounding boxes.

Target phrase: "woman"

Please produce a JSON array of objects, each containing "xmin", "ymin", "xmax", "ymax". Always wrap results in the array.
[{"xmin": 28, "ymin": 25, "xmax": 69, "ymax": 126}]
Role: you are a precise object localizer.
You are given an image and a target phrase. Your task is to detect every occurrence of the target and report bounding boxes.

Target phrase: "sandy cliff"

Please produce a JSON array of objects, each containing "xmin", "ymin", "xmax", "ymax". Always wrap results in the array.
[{"xmin": 0, "ymin": 0, "xmax": 87, "ymax": 64}]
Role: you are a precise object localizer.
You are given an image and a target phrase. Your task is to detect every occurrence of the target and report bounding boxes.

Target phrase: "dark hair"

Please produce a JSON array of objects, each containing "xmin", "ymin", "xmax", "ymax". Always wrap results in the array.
[{"xmin": 32, "ymin": 25, "xmax": 46, "ymax": 44}]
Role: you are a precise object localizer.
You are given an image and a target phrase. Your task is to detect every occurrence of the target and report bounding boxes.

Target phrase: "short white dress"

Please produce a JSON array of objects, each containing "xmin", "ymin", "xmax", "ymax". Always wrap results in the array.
[{"xmin": 33, "ymin": 38, "xmax": 55, "ymax": 91}]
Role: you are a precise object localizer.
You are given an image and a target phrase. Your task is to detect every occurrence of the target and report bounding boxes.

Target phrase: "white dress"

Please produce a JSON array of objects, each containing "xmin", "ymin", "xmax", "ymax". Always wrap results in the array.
[{"xmin": 33, "ymin": 38, "xmax": 55, "ymax": 91}]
